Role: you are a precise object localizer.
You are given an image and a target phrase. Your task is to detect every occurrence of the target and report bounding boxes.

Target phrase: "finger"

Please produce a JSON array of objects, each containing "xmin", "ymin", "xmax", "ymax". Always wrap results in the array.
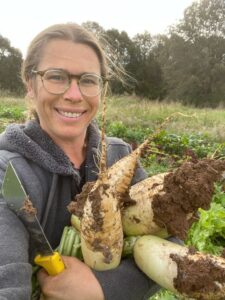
[{"xmin": 37, "ymin": 268, "xmax": 49, "ymax": 286}]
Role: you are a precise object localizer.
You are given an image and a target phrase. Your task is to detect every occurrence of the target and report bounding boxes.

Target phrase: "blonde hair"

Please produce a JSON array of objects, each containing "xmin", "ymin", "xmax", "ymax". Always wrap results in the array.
[{"xmin": 21, "ymin": 23, "xmax": 108, "ymax": 84}]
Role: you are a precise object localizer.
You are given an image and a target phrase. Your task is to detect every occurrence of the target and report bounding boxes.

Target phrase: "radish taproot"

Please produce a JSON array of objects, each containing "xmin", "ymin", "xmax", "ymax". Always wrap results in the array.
[
  {"xmin": 122, "ymin": 158, "xmax": 225, "ymax": 240},
  {"xmin": 122, "ymin": 172, "xmax": 169, "ymax": 237},
  {"xmin": 134, "ymin": 235, "xmax": 225, "ymax": 300},
  {"xmin": 105, "ymin": 112, "xmax": 185, "ymax": 199},
  {"xmin": 79, "ymin": 89, "xmax": 124, "ymax": 270}
]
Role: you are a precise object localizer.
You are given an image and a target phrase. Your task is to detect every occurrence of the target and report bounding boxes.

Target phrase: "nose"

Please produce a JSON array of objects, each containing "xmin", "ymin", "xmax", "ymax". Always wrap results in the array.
[{"xmin": 63, "ymin": 79, "xmax": 82, "ymax": 101}]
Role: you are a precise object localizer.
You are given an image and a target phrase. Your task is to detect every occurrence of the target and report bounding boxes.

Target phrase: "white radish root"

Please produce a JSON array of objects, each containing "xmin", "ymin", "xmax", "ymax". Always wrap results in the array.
[
  {"xmin": 134, "ymin": 235, "xmax": 225, "ymax": 300},
  {"xmin": 122, "ymin": 173, "xmax": 169, "ymax": 237}
]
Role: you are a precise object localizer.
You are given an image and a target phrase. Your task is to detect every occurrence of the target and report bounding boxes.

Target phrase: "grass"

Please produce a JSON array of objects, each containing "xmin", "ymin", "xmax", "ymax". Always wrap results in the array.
[
  {"xmin": 1, "ymin": 95, "xmax": 225, "ymax": 143},
  {"xmin": 0, "ymin": 97, "xmax": 26, "ymax": 124},
  {"xmin": 101, "ymin": 96, "xmax": 225, "ymax": 143}
]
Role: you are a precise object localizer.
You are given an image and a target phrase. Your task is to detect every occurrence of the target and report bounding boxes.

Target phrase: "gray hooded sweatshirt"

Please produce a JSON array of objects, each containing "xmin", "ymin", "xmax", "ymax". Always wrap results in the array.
[{"xmin": 0, "ymin": 119, "xmax": 160, "ymax": 300}]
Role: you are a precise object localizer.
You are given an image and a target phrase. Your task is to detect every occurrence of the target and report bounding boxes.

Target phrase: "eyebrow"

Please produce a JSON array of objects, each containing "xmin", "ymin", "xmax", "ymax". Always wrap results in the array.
[{"xmin": 47, "ymin": 68, "xmax": 100, "ymax": 77}]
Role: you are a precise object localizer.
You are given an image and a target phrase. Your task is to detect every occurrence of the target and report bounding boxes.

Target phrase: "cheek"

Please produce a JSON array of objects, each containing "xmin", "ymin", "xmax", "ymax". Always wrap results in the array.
[
  {"xmin": 34, "ymin": 82, "xmax": 54, "ymax": 106},
  {"xmin": 92, "ymin": 96, "xmax": 101, "ymax": 109},
  {"xmin": 86, "ymin": 96, "xmax": 100, "ymax": 114}
]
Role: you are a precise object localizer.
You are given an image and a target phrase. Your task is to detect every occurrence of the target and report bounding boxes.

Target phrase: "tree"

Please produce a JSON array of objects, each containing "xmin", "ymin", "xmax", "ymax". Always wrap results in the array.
[
  {"xmin": 130, "ymin": 32, "xmax": 165, "ymax": 99},
  {"xmin": 0, "ymin": 35, "xmax": 24, "ymax": 94},
  {"xmin": 103, "ymin": 28, "xmax": 135, "ymax": 94},
  {"xmin": 81, "ymin": 23, "xmax": 165, "ymax": 99},
  {"xmin": 176, "ymin": 0, "xmax": 225, "ymax": 41},
  {"xmin": 156, "ymin": 0, "xmax": 225, "ymax": 107},
  {"xmin": 82, "ymin": 21, "xmax": 105, "ymax": 39}
]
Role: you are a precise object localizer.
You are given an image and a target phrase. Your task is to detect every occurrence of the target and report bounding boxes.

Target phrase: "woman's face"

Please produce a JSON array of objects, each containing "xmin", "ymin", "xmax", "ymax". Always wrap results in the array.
[{"xmin": 28, "ymin": 39, "xmax": 101, "ymax": 145}]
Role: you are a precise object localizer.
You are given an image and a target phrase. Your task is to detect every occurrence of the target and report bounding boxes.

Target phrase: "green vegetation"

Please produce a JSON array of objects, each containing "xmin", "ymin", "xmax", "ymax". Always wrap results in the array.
[
  {"xmin": 0, "ymin": 96, "xmax": 26, "ymax": 132},
  {"xmin": 150, "ymin": 290, "xmax": 183, "ymax": 300},
  {"xmin": 2, "ymin": 95, "xmax": 225, "ymax": 142},
  {"xmin": 186, "ymin": 183, "xmax": 225, "ymax": 256},
  {"xmin": 102, "ymin": 97, "xmax": 225, "ymax": 143}
]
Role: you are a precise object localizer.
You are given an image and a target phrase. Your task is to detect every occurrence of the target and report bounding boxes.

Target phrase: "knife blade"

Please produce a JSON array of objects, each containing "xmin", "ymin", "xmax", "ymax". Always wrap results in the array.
[{"xmin": 1, "ymin": 162, "xmax": 65, "ymax": 275}]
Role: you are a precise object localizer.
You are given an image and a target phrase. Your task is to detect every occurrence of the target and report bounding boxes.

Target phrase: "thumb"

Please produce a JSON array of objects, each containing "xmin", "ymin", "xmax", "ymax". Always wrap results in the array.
[{"xmin": 37, "ymin": 268, "xmax": 49, "ymax": 286}]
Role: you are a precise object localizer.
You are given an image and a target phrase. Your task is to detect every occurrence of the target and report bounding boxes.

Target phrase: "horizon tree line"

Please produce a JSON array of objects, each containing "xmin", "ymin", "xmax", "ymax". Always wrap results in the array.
[{"xmin": 0, "ymin": 0, "xmax": 224, "ymax": 107}]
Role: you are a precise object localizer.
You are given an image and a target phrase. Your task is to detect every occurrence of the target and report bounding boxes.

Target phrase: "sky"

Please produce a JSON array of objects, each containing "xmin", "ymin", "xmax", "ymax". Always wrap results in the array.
[{"xmin": 0, "ymin": 0, "xmax": 194, "ymax": 57}]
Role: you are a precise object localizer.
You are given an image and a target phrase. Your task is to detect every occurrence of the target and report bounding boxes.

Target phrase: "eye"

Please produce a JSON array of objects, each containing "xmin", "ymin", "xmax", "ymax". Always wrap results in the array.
[
  {"xmin": 44, "ymin": 70, "xmax": 68, "ymax": 83},
  {"xmin": 81, "ymin": 75, "xmax": 100, "ymax": 86}
]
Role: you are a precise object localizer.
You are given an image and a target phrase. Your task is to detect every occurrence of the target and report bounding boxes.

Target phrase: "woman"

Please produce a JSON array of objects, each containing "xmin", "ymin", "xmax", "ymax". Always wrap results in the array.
[{"xmin": 0, "ymin": 23, "xmax": 159, "ymax": 300}]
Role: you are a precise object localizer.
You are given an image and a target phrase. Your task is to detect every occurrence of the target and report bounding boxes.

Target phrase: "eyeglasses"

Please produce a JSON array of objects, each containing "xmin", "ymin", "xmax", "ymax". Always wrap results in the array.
[{"xmin": 31, "ymin": 68, "xmax": 105, "ymax": 97}]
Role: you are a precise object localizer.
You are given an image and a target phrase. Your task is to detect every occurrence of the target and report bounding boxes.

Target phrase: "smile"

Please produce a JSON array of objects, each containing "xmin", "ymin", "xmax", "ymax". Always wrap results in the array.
[{"xmin": 58, "ymin": 110, "xmax": 83, "ymax": 118}]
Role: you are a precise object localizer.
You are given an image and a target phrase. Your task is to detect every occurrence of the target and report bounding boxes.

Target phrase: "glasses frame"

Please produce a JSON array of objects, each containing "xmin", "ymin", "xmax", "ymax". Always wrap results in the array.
[{"xmin": 31, "ymin": 68, "xmax": 107, "ymax": 97}]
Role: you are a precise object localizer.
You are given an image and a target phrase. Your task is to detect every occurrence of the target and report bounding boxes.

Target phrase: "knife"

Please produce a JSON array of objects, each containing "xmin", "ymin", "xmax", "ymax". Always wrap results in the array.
[{"xmin": 1, "ymin": 162, "xmax": 65, "ymax": 275}]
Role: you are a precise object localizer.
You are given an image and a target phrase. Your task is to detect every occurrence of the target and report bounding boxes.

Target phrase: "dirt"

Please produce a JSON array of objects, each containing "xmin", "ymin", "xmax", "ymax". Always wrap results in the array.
[
  {"xmin": 68, "ymin": 180, "xmax": 117, "ymax": 260},
  {"xmin": 152, "ymin": 158, "xmax": 225, "ymax": 240},
  {"xmin": 68, "ymin": 182, "xmax": 94, "ymax": 217},
  {"xmin": 88, "ymin": 182, "xmax": 112, "ymax": 232},
  {"xmin": 68, "ymin": 181, "xmax": 113, "ymax": 232},
  {"xmin": 20, "ymin": 196, "xmax": 37, "ymax": 215},
  {"xmin": 171, "ymin": 250, "xmax": 225, "ymax": 300}
]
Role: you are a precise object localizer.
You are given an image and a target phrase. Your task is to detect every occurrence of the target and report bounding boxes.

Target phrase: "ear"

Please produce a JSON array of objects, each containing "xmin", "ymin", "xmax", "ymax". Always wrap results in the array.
[{"xmin": 26, "ymin": 79, "xmax": 35, "ymax": 98}]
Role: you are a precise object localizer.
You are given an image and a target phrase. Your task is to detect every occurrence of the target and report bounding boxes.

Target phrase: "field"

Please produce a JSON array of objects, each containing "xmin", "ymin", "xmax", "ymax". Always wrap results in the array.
[
  {"xmin": 2, "ymin": 95, "xmax": 225, "ymax": 139},
  {"xmin": 104, "ymin": 96, "xmax": 225, "ymax": 142},
  {"xmin": 2, "ymin": 95, "xmax": 225, "ymax": 176},
  {"xmin": 1, "ymin": 95, "xmax": 225, "ymax": 300}
]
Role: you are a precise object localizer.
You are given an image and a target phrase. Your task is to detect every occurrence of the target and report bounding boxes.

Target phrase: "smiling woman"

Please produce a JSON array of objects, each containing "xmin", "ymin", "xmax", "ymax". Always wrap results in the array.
[
  {"xmin": 26, "ymin": 40, "xmax": 102, "ymax": 167},
  {"xmin": 0, "ymin": 22, "xmax": 159, "ymax": 300}
]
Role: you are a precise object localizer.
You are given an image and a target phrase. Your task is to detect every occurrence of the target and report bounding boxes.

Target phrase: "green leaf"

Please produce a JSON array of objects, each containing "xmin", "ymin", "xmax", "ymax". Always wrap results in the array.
[{"xmin": 186, "ymin": 183, "xmax": 225, "ymax": 255}]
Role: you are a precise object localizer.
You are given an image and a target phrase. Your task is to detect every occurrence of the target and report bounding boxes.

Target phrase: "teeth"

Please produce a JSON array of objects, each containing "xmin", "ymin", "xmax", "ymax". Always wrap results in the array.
[{"xmin": 59, "ymin": 110, "xmax": 82, "ymax": 118}]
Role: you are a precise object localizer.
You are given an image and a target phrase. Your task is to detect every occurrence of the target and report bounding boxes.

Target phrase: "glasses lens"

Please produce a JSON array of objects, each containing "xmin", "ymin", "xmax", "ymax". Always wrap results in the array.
[
  {"xmin": 79, "ymin": 74, "xmax": 103, "ymax": 97},
  {"xmin": 43, "ymin": 70, "xmax": 69, "ymax": 94}
]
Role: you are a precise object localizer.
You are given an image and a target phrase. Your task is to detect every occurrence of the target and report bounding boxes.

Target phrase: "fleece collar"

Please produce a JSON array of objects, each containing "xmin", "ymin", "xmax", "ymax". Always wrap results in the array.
[{"xmin": 0, "ymin": 119, "xmax": 101, "ymax": 177}]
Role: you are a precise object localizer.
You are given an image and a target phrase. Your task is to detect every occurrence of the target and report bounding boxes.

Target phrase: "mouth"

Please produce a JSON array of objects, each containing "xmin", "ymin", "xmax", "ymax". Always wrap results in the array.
[{"xmin": 56, "ymin": 109, "xmax": 85, "ymax": 119}]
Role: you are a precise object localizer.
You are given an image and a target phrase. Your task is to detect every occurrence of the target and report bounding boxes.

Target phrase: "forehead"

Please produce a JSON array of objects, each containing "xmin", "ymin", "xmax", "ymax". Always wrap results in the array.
[{"xmin": 38, "ymin": 39, "xmax": 101, "ymax": 74}]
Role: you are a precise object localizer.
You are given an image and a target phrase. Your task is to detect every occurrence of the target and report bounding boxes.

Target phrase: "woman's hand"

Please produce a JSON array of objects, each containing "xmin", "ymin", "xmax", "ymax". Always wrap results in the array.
[{"xmin": 37, "ymin": 256, "xmax": 104, "ymax": 300}]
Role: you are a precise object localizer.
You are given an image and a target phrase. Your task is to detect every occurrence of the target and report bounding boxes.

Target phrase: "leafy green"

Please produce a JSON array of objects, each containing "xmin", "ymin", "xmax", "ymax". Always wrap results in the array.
[
  {"xmin": 149, "ymin": 289, "xmax": 187, "ymax": 300},
  {"xmin": 186, "ymin": 183, "xmax": 225, "ymax": 255}
]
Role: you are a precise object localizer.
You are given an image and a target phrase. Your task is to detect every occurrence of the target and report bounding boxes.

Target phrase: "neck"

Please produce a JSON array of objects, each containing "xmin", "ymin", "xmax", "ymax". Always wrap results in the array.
[
  {"xmin": 54, "ymin": 135, "xmax": 87, "ymax": 169},
  {"xmin": 63, "ymin": 143, "xmax": 86, "ymax": 169}
]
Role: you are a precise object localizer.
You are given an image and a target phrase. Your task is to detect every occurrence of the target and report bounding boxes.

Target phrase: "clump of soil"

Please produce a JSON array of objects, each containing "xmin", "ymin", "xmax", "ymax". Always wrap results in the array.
[
  {"xmin": 20, "ymin": 196, "xmax": 37, "ymax": 215},
  {"xmin": 152, "ymin": 159, "xmax": 225, "ymax": 240},
  {"xmin": 171, "ymin": 252, "xmax": 225, "ymax": 300},
  {"xmin": 68, "ymin": 182, "xmax": 94, "ymax": 217},
  {"xmin": 68, "ymin": 181, "xmax": 134, "ymax": 218}
]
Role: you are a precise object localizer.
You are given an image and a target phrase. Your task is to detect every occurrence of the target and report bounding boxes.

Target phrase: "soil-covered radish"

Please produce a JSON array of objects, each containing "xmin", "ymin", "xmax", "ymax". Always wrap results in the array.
[{"xmin": 134, "ymin": 235, "xmax": 225, "ymax": 300}]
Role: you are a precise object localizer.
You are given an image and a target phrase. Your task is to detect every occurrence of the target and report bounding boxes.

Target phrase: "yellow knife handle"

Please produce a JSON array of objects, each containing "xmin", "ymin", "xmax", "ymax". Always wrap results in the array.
[{"xmin": 34, "ymin": 252, "xmax": 65, "ymax": 275}]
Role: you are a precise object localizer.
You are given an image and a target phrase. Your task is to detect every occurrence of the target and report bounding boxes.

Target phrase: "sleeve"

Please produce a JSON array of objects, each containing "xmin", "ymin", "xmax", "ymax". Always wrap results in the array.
[
  {"xmin": 131, "ymin": 160, "xmax": 148, "ymax": 185},
  {"xmin": 93, "ymin": 257, "xmax": 160, "ymax": 300},
  {"xmin": 0, "ymin": 160, "xmax": 32, "ymax": 300}
]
